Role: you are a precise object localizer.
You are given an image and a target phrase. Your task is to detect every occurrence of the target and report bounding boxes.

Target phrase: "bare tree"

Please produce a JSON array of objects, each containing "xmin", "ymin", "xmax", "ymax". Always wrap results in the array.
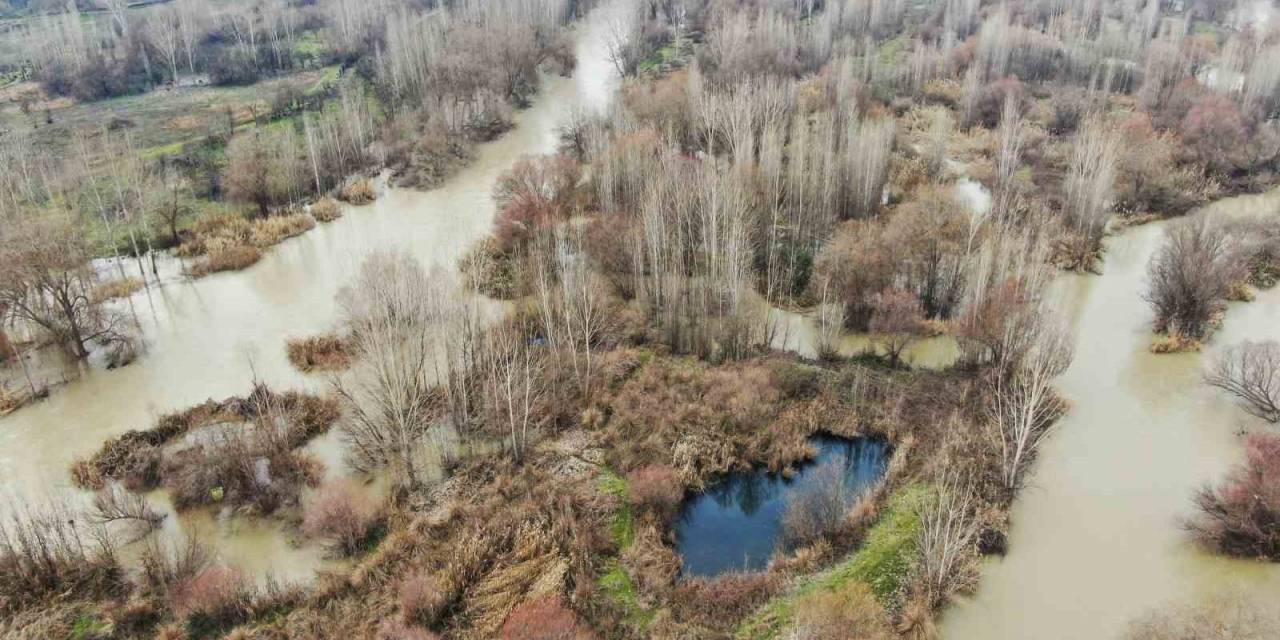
[
  {"xmin": 1145, "ymin": 219, "xmax": 1242, "ymax": 340},
  {"xmin": 1061, "ymin": 116, "xmax": 1119, "ymax": 270},
  {"xmin": 913, "ymin": 474, "xmax": 980, "ymax": 608},
  {"xmin": 333, "ymin": 251, "xmax": 447, "ymax": 488},
  {"xmin": 482, "ymin": 320, "xmax": 542, "ymax": 460},
  {"xmin": 987, "ymin": 321, "xmax": 1073, "ymax": 494},
  {"xmin": 0, "ymin": 217, "xmax": 125, "ymax": 359},
  {"xmin": 869, "ymin": 288, "xmax": 923, "ymax": 368},
  {"xmin": 1205, "ymin": 341, "xmax": 1280, "ymax": 422}
]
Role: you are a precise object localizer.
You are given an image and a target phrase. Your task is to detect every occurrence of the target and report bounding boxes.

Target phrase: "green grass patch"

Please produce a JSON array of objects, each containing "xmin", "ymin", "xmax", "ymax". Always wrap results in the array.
[
  {"xmin": 71, "ymin": 613, "xmax": 111, "ymax": 640},
  {"xmin": 599, "ymin": 469, "xmax": 635, "ymax": 549},
  {"xmin": 596, "ymin": 468, "xmax": 657, "ymax": 629},
  {"xmin": 736, "ymin": 484, "xmax": 931, "ymax": 640}
]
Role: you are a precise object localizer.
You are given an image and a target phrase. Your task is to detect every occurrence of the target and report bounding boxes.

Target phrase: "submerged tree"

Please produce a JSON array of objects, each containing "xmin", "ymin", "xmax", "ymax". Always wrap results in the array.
[
  {"xmin": 0, "ymin": 217, "xmax": 125, "ymax": 359},
  {"xmin": 1205, "ymin": 341, "xmax": 1280, "ymax": 423}
]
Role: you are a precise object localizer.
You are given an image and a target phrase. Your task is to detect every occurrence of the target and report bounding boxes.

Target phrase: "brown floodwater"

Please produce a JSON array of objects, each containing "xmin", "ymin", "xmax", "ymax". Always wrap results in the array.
[
  {"xmin": 0, "ymin": 0, "xmax": 626, "ymax": 584},
  {"xmin": 943, "ymin": 188, "xmax": 1280, "ymax": 638}
]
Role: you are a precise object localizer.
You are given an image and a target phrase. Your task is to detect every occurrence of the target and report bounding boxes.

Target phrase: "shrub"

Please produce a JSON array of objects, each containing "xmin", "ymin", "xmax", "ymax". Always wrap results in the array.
[
  {"xmin": 90, "ymin": 277, "xmax": 144, "ymax": 303},
  {"xmin": 286, "ymin": 334, "xmax": 352, "ymax": 373},
  {"xmin": 302, "ymin": 480, "xmax": 384, "ymax": 556},
  {"xmin": 1126, "ymin": 591, "xmax": 1280, "ymax": 640},
  {"xmin": 1204, "ymin": 341, "xmax": 1280, "ymax": 422},
  {"xmin": 790, "ymin": 582, "xmax": 894, "ymax": 640},
  {"xmin": 339, "ymin": 179, "xmax": 378, "ymax": 205},
  {"xmin": 1180, "ymin": 93, "xmax": 1250, "ymax": 176},
  {"xmin": 1144, "ymin": 219, "xmax": 1242, "ymax": 340},
  {"xmin": 399, "ymin": 572, "xmax": 448, "ymax": 627},
  {"xmin": 189, "ymin": 245, "xmax": 262, "ymax": 277},
  {"xmin": 625, "ymin": 465, "xmax": 684, "ymax": 518},
  {"xmin": 1186, "ymin": 432, "xmax": 1280, "ymax": 559},
  {"xmin": 500, "ymin": 595, "xmax": 596, "ymax": 640},
  {"xmin": 169, "ymin": 566, "xmax": 252, "ymax": 633},
  {"xmin": 493, "ymin": 154, "xmax": 581, "ymax": 251},
  {"xmin": 781, "ymin": 462, "xmax": 850, "ymax": 548},
  {"xmin": 671, "ymin": 572, "xmax": 778, "ymax": 628},
  {"xmin": 311, "ymin": 197, "xmax": 343, "ymax": 222}
]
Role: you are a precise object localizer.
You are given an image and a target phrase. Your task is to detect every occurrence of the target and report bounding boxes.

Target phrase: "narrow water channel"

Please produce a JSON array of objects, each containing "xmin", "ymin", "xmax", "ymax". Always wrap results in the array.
[
  {"xmin": 0, "ymin": 0, "xmax": 627, "ymax": 583},
  {"xmin": 943, "ymin": 189, "xmax": 1280, "ymax": 639}
]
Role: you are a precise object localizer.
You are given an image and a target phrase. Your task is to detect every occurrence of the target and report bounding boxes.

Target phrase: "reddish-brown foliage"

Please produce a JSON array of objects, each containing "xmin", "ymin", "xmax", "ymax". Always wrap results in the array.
[
  {"xmin": 625, "ymin": 464, "xmax": 684, "ymax": 518},
  {"xmin": 493, "ymin": 154, "xmax": 581, "ymax": 251},
  {"xmin": 500, "ymin": 596, "xmax": 596, "ymax": 640},
  {"xmin": 302, "ymin": 480, "xmax": 383, "ymax": 556},
  {"xmin": 1188, "ymin": 432, "xmax": 1280, "ymax": 559},
  {"xmin": 1181, "ymin": 94, "xmax": 1250, "ymax": 176}
]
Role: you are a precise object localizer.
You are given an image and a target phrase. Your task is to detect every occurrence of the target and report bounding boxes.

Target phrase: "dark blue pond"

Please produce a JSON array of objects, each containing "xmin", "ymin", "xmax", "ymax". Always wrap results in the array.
[{"xmin": 674, "ymin": 435, "xmax": 889, "ymax": 577}]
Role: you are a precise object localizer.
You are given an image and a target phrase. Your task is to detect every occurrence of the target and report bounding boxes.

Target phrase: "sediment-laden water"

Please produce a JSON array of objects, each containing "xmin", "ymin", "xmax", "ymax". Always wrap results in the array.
[{"xmin": 943, "ymin": 189, "xmax": 1280, "ymax": 639}]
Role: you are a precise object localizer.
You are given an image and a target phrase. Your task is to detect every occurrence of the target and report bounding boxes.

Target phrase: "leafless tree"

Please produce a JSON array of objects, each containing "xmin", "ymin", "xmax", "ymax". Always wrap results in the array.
[
  {"xmin": 334, "ymin": 251, "xmax": 448, "ymax": 488},
  {"xmin": 1061, "ymin": 116, "xmax": 1119, "ymax": 269},
  {"xmin": 534, "ymin": 227, "xmax": 609, "ymax": 398},
  {"xmin": 1145, "ymin": 219, "xmax": 1243, "ymax": 339},
  {"xmin": 913, "ymin": 474, "xmax": 980, "ymax": 608},
  {"xmin": 1205, "ymin": 341, "xmax": 1280, "ymax": 422},
  {"xmin": 987, "ymin": 319, "xmax": 1072, "ymax": 494},
  {"xmin": 0, "ymin": 217, "xmax": 125, "ymax": 359},
  {"xmin": 482, "ymin": 320, "xmax": 542, "ymax": 460}
]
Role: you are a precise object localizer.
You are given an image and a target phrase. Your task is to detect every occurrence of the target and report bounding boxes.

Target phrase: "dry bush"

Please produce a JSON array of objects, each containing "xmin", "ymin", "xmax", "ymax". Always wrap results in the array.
[
  {"xmin": 1145, "ymin": 219, "xmax": 1242, "ymax": 340},
  {"xmin": 302, "ymin": 480, "xmax": 384, "ymax": 556},
  {"xmin": 781, "ymin": 461, "xmax": 851, "ymax": 549},
  {"xmin": 670, "ymin": 572, "xmax": 778, "ymax": 629},
  {"xmin": 0, "ymin": 502, "xmax": 125, "ymax": 616},
  {"xmin": 602, "ymin": 359, "xmax": 793, "ymax": 482},
  {"xmin": 493, "ymin": 154, "xmax": 581, "ymax": 251},
  {"xmin": 790, "ymin": 582, "xmax": 894, "ymax": 640},
  {"xmin": 249, "ymin": 213, "xmax": 315, "ymax": 247},
  {"xmin": 169, "ymin": 566, "xmax": 253, "ymax": 633},
  {"xmin": 1186, "ymin": 432, "xmax": 1280, "ymax": 559},
  {"xmin": 1126, "ymin": 591, "xmax": 1280, "ymax": 640},
  {"xmin": 625, "ymin": 464, "xmax": 684, "ymax": 519},
  {"xmin": 1205, "ymin": 341, "xmax": 1280, "ymax": 422},
  {"xmin": 76, "ymin": 387, "xmax": 339, "ymax": 512},
  {"xmin": 399, "ymin": 572, "xmax": 449, "ymax": 627},
  {"xmin": 89, "ymin": 485, "xmax": 165, "ymax": 539},
  {"xmin": 500, "ymin": 595, "xmax": 596, "ymax": 640},
  {"xmin": 286, "ymin": 333, "xmax": 352, "ymax": 373},
  {"xmin": 869, "ymin": 288, "xmax": 925, "ymax": 368},
  {"xmin": 90, "ymin": 277, "xmax": 144, "ymax": 303},
  {"xmin": 311, "ymin": 197, "xmax": 343, "ymax": 222},
  {"xmin": 379, "ymin": 619, "xmax": 443, "ymax": 640},
  {"xmin": 339, "ymin": 179, "xmax": 378, "ymax": 205},
  {"xmin": 189, "ymin": 244, "xmax": 262, "ymax": 277}
]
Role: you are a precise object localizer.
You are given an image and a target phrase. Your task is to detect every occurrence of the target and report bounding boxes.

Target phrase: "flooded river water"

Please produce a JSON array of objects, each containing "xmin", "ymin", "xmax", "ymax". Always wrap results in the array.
[
  {"xmin": 943, "ymin": 189, "xmax": 1280, "ymax": 638},
  {"xmin": 0, "ymin": 0, "xmax": 626, "ymax": 584}
]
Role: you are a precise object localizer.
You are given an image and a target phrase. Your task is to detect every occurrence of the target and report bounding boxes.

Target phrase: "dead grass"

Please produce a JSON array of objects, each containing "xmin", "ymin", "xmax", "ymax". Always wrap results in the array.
[
  {"xmin": 179, "ymin": 211, "xmax": 315, "ymax": 277},
  {"xmin": 311, "ymin": 197, "xmax": 343, "ymax": 222},
  {"xmin": 90, "ymin": 277, "xmax": 144, "ymax": 303},
  {"xmin": 1149, "ymin": 332, "xmax": 1202, "ymax": 354},
  {"xmin": 339, "ymin": 179, "xmax": 378, "ymax": 205},
  {"xmin": 286, "ymin": 333, "xmax": 352, "ymax": 373}
]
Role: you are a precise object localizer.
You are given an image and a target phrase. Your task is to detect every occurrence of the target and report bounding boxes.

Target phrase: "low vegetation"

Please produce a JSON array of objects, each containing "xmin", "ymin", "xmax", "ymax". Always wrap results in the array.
[
  {"xmin": 1186, "ymin": 431, "xmax": 1280, "ymax": 560},
  {"xmin": 71, "ymin": 384, "xmax": 339, "ymax": 514},
  {"xmin": 286, "ymin": 333, "xmax": 352, "ymax": 373}
]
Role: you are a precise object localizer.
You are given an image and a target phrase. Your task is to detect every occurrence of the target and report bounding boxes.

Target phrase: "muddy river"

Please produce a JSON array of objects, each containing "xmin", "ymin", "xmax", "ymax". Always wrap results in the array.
[{"xmin": 943, "ymin": 189, "xmax": 1280, "ymax": 638}]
